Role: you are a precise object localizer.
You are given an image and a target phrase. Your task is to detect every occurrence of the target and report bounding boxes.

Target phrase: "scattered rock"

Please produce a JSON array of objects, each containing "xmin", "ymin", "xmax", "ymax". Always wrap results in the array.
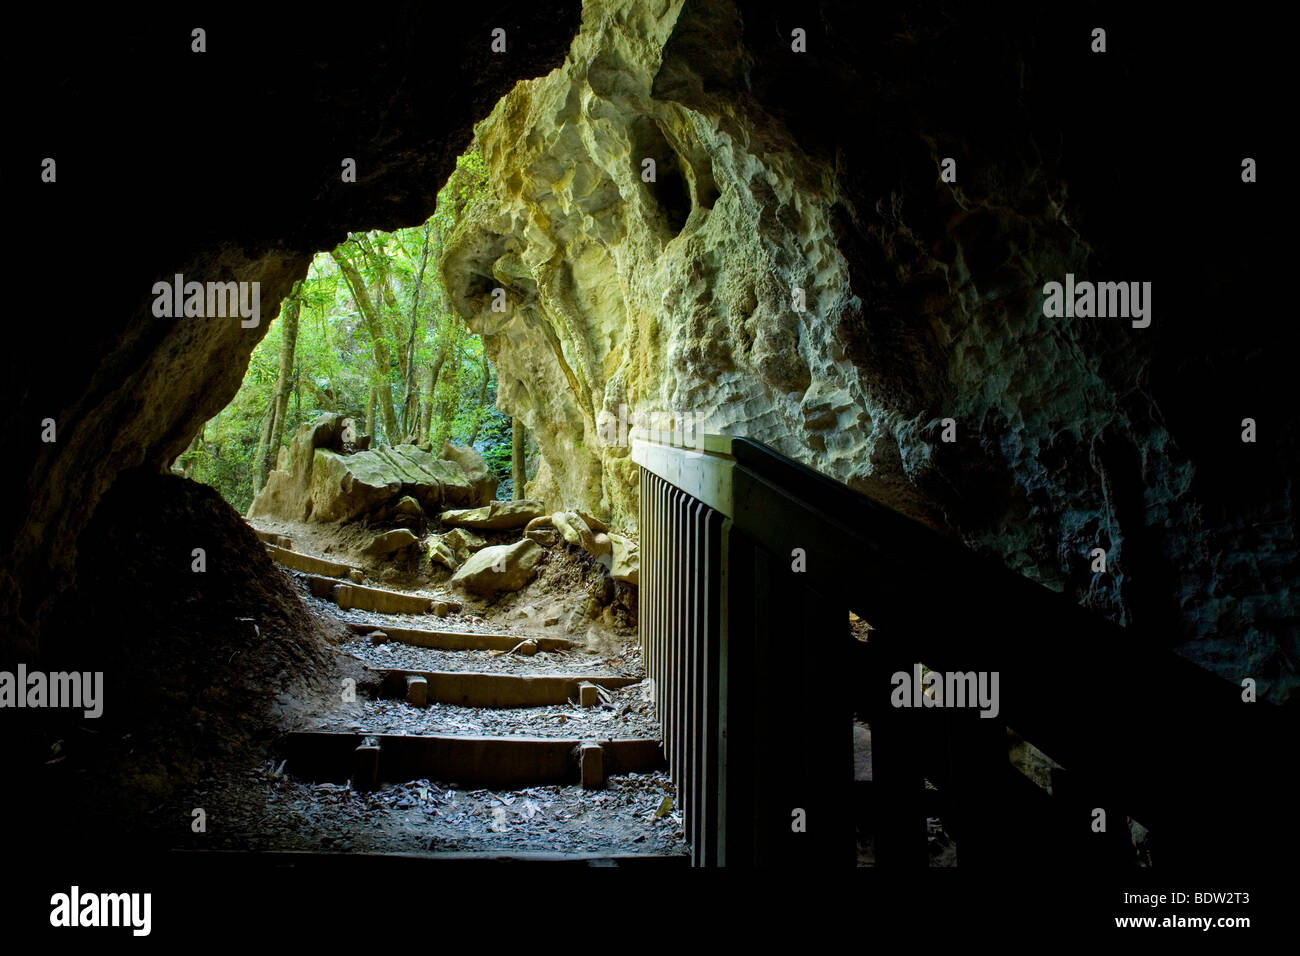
[
  {"xmin": 577, "ymin": 511, "xmax": 609, "ymax": 534},
  {"xmin": 552, "ymin": 511, "xmax": 597, "ymax": 553},
  {"xmin": 394, "ymin": 496, "xmax": 424, "ymax": 518},
  {"xmin": 524, "ymin": 515, "xmax": 554, "ymax": 532},
  {"xmin": 441, "ymin": 527, "xmax": 487, "ymax": 562},
  {"xmin": 525, "ymin": 528, "xmax": 559, "ymax": 548},
  {"xmin": 440, "ymin": 499, "xmax": 546, "ymax": 530},
  {"xmin": 430, "ymin": 597, "xmax": 462, "ymax": 617},
  {"xmin": 364, "ymin": 528, "xmax": 419, "ymax": 556},
  {"xmin": 609, "ymin": 532, "xmax": 639, "ymax": 586},
  {"xmin": 450, "ymin": 538, "xmax": 543, "ymax": 595},
  {"xmin": 426, "ymin": 536, "xmax": 460, "ymax": 572},
  {"xmin": 368, "ymin": 630, "xmax": 389, "ymax": 645}
]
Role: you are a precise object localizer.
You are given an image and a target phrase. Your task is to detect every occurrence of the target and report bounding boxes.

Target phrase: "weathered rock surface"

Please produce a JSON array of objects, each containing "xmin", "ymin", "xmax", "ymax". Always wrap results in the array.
[
  {"xmin": 394, "ymin": 496, "xmax": 424, "ymax": 518},
  {"xmin": 364, "ymin": 528, "xmax": 419, "ymax": 557},
  {"xmin": 426, "ymin": 527, "xmax": 489, "ymax": 571},
  {"xmin": 248, "ymin": 413, "xmax": 492, "ymax": 524},
  {"xmin": 440, "ymin": 440, "xmax": 500, "ymax": 507},
  {"xmin": 440, "ymin": 500, "xmax": 547, "ymax": 530},
  {"xmin": 450, "ymin": 539, "xmax": 544, "ymax": 595},
  {"xmin": 608, "ymin": 532, "xmax": 639, "ymax": 585},
  {"xmin": 441, "ymin": 528, "xmax": 487, "ymax": 562},
  {"xmin": 552, "ymin": 511, "xmax": 598, "ymax": 554},
  {"xmin": 438, "ymin": 0, "xmax": 1296, "ymax": 703},
  {"xmin": 426, "ymin": 536, "xmax": 460, "ymax": 572}
]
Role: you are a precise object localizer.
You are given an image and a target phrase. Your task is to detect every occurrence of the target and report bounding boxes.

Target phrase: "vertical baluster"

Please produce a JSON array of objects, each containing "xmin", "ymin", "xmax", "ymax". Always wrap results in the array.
[
  {"xmin": 654, "ymin": 477, "xmax": 665, "ymax": 741},
  {"xmin": 660, "ymin": 489, "xmax": 670, "ymax": 764},
  {"xmin": 683, "ymin": 498, "xmax": 697, "ymax": 853},
  {"xmin": 669, "ymin": 487, "xmax": 683, "ymax": 778},
  {"xmin": 688, "ymin": 501, "xmax": 704, "ymax": 863},
  {"xmin": 700, "ymin": 507, "xmax": 721, "ymax": 867},
  {"xmin": 639, "ymin": 468, "xmax": 647, "ymax": 664}
]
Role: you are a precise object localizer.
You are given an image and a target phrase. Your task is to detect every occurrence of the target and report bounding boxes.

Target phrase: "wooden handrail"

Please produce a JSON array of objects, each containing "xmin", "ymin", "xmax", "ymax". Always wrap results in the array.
[{"xmin": 634, "ymin": 431, "xmax": 1297, "ymax": 868}]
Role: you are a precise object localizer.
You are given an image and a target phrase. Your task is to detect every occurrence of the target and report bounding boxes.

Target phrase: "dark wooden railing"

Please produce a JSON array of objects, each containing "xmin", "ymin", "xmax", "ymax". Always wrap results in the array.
[{"xmin": 633, "ymin": 430, "xmax": 1296, "ymax": 868}]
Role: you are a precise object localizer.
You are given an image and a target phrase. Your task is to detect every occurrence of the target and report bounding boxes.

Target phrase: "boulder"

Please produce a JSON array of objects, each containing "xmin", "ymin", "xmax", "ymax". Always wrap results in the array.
[
  {"xmin": 450, "ymin": 539, "xmax": 543, "ymax": 595},
  {"xmin": 609, "ymin": 532, "xmax": 639, "ymax": 586},
  {"xmin": 552, "ymin": 511, "xmax": 597, "ymax": 553},
  {"xmin": 248, "ymin": 412, "xmax": 491, "ymax": 524},
  {"xmin": 426, "ymin": 536, "xmax": 460, "ymax": 572},
  {"xmin": 394, "ymin": 496, "xmax": 424, "ymax": 518},
  {"xmin": 577, "ymin": 511, "xmax": 610, "ymax": 534},
  {"xmin": 248, "ymin": 416, "xmax": 344, "ymax": 521},
  {"xmin": 364, "ymin": 528, "xmax": 420, "ymax": 557},
  {"xmin": 440, "ymin": 441, "xmax": 500, "ymax": 507},
  {"xmin": 440, "ymin": 499, "xmax": 546, "ymax": 530},
  {"xmin": 430, "ymin": 597, "xmax": 462, "ymax": 616},
  {"xmin": 441, "ymin": 527, "xmax": 487, "ymax": 562},
  {"xmin": 525, "ymin": 528, "xmax": 559, "ymax": 548}
]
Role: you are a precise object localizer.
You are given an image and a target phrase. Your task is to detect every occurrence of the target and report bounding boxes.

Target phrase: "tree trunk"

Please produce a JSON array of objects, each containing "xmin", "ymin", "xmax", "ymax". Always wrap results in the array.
[
  {"xmin": 467, "ymin": 358, "xmax": 492, "ymax": 446},
  {"xmin": 262, "ymin": 291, "xmax": 301, "ymax": 487},
  {"xmin": 433, "ymin": 322, "xmax": 464, "ymax": 447},
  {"xmin": 252, "ymin": 292, "xmax": 301, "ymax": 493},
  {"xmin": 401, "ymin": 225, "xmax": 432, "ymax": 440},
  {"xmin": 332, "ymin": 248, "xmax": 399, "ymax": 441},
  {"xmin": 511, "ymin": 417, "xmax": 526, "ymax": 499},
  {"xmin": 366, "ymin": 385, "xmax": 378, "ymax": 438},
  {"xmin": 423, "ymin": 315, "xmax": 459, "ymax": 442},
  {"xmin": 252, "ymin": 395, "xmax": 276, "ymax": 492}
]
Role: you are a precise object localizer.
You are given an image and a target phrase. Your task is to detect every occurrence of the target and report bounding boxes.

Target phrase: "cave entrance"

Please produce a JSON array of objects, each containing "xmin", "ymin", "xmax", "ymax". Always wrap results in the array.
[{"xmin": 166, "ymin": 144, "xmax": 668, "ymax": 862}]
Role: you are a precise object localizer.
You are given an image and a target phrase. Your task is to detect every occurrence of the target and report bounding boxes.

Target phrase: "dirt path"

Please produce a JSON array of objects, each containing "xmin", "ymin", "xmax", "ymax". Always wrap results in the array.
[{"xmin": 187, "ymin": 532, "xmax": 685, "ymax": 859}]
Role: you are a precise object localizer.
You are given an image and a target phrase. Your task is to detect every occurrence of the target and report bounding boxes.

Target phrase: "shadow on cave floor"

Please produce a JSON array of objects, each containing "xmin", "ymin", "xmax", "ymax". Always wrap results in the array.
[{"xmin": 28, "ymin": 468, "xmax": 684, "ymax": 862}]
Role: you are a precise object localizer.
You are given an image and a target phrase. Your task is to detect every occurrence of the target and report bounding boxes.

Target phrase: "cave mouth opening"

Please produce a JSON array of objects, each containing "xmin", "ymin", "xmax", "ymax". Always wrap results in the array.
[{"xmin": 148, "ymin": 141, "xmax": 663, "ymax": 863}]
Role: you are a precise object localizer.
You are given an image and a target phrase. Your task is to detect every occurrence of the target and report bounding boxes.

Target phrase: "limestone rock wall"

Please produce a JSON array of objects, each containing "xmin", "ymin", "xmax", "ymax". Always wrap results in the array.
[{"xmin": 442, "ymin": 0, "xmax": 1296, "ymax": 702}]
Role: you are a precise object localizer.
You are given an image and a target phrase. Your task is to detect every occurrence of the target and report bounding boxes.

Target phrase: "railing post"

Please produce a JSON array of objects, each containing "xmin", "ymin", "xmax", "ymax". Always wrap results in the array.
[{"xmin": 718, "ymin": 521, "xmax": 755, "ymax": 866}]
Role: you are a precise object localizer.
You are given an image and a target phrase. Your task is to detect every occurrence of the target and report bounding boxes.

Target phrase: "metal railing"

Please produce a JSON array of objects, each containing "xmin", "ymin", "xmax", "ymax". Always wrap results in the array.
[{"xmin": 632, "ymin": 430, "xmax": 1296, "ymax": 868}]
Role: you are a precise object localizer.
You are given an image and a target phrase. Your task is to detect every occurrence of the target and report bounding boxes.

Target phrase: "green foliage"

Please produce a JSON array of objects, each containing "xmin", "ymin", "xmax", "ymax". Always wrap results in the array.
[
  {"xmin": 477, "ymin": 411, "xmax": 513, "ymax": 481},
  {"xmin": 184, "ymin": 140, "xmax": 515, "ymax": 513}
]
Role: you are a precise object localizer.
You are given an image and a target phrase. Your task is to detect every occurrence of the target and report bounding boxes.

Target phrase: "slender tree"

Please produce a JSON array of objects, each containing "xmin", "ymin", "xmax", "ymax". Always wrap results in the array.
[
  {"xmin": 253, "ymin": 287, "xmax": 301, "ymax": 492},
  {"xmin": 332, "ymin": 245, "xmax": 399, "ymax": 441},
  {"xmin": 467, "ymin": 358, "xmax": 492, "ymax": 446},
  {"xmin": 400, "ymin": 224, "xmax": 432, "ymax": 440},
  {"xmin": 511, "ymin": 417, "xmax": 526, "ymax": 498}
]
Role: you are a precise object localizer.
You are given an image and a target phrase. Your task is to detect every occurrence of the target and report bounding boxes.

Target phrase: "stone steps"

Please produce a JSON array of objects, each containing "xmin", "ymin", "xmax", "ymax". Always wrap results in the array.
[
  {"xmin": 345, "ymin": 620, "xmax": 572, "ymax": 653},
  {"xmin": 303, "ymin": 574, "xmax": 459, "ymax": 616},
  {"xmin": 266, "ymin": 543, "xmax": 363, "ymax": 580},
  {"xmin": 373, "ymin": 668, "xmax": 639, "ymax": 708},
  {"xmin": 282, "ymin": 731, "xmax": 663, "ymax": 790},
  {"xmin": 251, "ymin": 527, "xmax": 294, "ymax": 550}
]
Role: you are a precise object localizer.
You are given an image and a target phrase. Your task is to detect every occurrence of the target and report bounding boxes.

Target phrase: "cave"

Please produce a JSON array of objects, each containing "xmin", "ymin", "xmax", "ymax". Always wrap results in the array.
[{"xmin": 6, "ymin": 0, "xmax": 1295, "ymax": 938}]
